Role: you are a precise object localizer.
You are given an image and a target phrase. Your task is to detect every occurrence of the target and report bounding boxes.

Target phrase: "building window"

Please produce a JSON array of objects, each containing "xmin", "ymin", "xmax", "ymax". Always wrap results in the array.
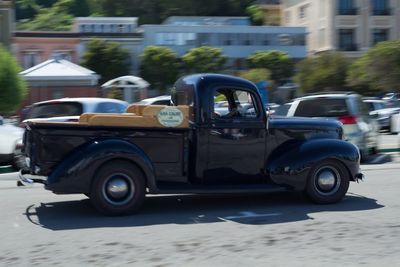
[
  {"xmin": 23, "ymin": 52, "xmax": 40, "ymax": 69},
  {"xmin": 371, "ymin": 0, "xmax": 390, "ymax": 15},
  {"xmin": 319, "ymin": 28, "xmax": 326, "ymax": 47},
  {"xmin": 52, "ymin": 51, "xmax": 71, "ymax": 61},
  {"xmin": 155, "ymin": 32, "xmax": 197, "ymax": 46},
  {"xmin": 284, "ymin": 10, "xmax": 291, "ymax": 24},
  {"xmin": 299, "ymin": 4, "xmax": 308, "ymax": 19},
  {"xmin": 372, "ymin": 29, "xmax": 389, "ymax": 45},
  {"xmin": 338, "ymin": 0, "xmax": 357, "ymax": 15},
  {"xmin": 338, "ymin": 29, "xmax": 357, "ymax": 51}
]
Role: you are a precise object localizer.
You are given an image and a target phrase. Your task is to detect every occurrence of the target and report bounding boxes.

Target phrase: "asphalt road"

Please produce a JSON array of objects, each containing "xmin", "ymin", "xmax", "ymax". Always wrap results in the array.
[{"xmin": 0, "ymin": 164, "xmax": 399, "ymax": 266}]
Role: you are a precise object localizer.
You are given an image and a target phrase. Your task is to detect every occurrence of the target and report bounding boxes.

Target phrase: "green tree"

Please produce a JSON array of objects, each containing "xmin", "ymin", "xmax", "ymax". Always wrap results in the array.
[
  {"xmin": 17, "ymin": 0, "xmax": 91, "ymax": 21},
  {"xmin": 0, "ymin": 45, "xmax": 27, "ymax": 114},
  {"xmin": 17, "ymin": 0, "xmax": 74, "ymax": 31},
  {"xmin": 347, "ymin": 40, "xmax": 400, "ymax": 93},
  {"xmin": 182, "ymin": 46, "xmax": 226, "ymax": 74},
  {"xmin": 239, "ymin": 68, "xmax": 271, "ymax": 84},
  {"xmin": 295, "ymin": 52, "xmax": 349, "ymax": 93},
  {"xmin": 107, "ymin": 86, "xmax": 124, "ymax": 100},
  {"xmin": 140, "ymin": 46, "xmax": 179, "ymax": 93},
  {"xmin": 246, "ymin": 5, "xmax": 264, "ymax": 25},
  {"xmin": 247, "ymin": 50, "xmax": 294, "ymax": 83},
  {"xmin": 81, "ymin": 39, "xmax": 131, "ymax": 84}
]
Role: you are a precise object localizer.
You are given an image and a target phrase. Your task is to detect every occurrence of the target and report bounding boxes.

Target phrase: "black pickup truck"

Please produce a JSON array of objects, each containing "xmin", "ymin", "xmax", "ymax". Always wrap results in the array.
[{"xmin": 20, "ymin": 74, "xmax": 363, "ymax": 215}]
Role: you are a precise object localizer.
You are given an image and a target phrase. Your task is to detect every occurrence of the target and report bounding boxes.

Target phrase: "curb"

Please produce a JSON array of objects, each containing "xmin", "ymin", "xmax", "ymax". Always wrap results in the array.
[
  {"xmin": 0, "ymin": 166, "xmax": 15, "ymax": 174},
  {"xmin": 378, "ymin": 148, "xmax": 400, "ymax": 153}
]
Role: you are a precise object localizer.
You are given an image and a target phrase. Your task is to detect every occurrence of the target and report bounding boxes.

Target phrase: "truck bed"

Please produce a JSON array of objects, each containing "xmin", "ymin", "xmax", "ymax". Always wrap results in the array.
[{"xmin": 24, "ymin": 122, "xmax": 190, "ymax": 181}]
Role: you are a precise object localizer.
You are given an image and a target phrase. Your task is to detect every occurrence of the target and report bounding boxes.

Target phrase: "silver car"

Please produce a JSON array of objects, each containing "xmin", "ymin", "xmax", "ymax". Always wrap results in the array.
[
  {"xmin": 25, "ymin": 97, "xmax": 129, "ymax": 123},
  {"xmin": 284, "ymin": 93, "xmax": 379, "ymax": 159}
]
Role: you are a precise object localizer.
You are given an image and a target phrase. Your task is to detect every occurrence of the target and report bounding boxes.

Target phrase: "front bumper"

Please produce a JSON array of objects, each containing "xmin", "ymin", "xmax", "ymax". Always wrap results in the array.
[
  {"xmin": 355, "ymin": 172, "xmax": 364, "ymax": 182},
  {"xmin": 17, "ymin": 169, "xmax": 47, "ymax": 187}
]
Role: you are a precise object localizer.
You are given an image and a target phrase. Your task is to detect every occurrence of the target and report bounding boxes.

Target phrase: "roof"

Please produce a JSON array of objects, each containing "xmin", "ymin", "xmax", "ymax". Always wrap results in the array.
[
  {"xmin": 32, "ymin": 97, "xmax": 128, "ymax": 106},
  {"xmin": 162, "ymin": 16, "xmax": 251, "ymax": 26},
  {"xmin": 296, "ymin": 93, "xmax": 360, "ymax": 101},
  {"xmin": 20, "ymin": 59, "xmax": 99, "ymax": 83},
  {"xmin": 102, "ymin": 75, "xmax": 150, "ymax": 88}
]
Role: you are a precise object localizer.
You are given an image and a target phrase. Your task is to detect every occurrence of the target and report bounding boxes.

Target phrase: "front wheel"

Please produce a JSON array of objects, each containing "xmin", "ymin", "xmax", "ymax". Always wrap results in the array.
[
  {"xmin": 90, "ymin": 160, "xmax": 146, "ymax": 215},
  {"xmin": 305, "ymin": 160, "xmax": 349, "ymax": 204}
]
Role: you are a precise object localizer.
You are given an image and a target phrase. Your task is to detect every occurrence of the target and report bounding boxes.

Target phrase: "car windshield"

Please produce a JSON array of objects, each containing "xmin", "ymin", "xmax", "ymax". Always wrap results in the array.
[
  {"xmin": 28, "ymin": 102, "xmax": 83, "ymax": 118},
  {"xmin": 294, "ymin": 98, "xmax": 349, "ymax": 117}
]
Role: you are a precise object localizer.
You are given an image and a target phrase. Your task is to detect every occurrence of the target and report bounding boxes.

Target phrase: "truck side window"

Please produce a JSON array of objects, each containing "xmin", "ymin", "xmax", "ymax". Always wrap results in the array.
[{"xmin": 213, "ymin": 88, "xmax": 259, "ymax": 119}]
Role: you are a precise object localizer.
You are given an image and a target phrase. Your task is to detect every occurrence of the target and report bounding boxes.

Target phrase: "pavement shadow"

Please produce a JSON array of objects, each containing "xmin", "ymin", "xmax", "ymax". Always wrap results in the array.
[{"xmin": 24, "ymin": 192, "xmax": 383, "ymax": 231}]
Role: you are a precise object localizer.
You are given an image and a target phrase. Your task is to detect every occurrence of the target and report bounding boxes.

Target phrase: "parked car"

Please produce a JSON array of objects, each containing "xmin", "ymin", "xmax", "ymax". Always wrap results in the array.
[
  {"xmin": 135, "ymin": 95, "xmax": 171, "ymax": 106},
  {"xmin": 215, "ymin": 101, "xmax": 254, "ymax": 116},
  {"xmin": 24, "ymin": 97, "xmax": 129, "ymax": 123},
  {"xmin": 382, "ymin": 92, "xmax": 400, "ymax": 108},
  {"xmin": 0, "ymin": 116, "xmax": 24, "ymax": 168},
  {"xmin": 363, "ymin": 98, "xmax": 400, "ymax": 131},
  {"xmin": 284, "ymin": 93, "xmax": 379, "ymax": 159},
  {"xmin": 20, "ymin": 74, "xmax": 362, "ymax": 215}
]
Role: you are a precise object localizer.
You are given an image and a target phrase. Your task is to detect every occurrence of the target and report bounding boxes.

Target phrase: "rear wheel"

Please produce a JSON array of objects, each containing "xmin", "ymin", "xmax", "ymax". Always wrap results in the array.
[
  {"xmin": 305, "ymin": 160, "xmax": 349, "ymax": 204},
  {"xmin": 90, "ymin": 161, "xmax": 146, "ymax": 215}
]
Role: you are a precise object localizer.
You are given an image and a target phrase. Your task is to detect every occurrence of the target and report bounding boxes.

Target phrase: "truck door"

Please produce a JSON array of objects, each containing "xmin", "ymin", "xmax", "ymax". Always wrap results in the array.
[{"xmin": 205, "ymin": 87, "xmax": 266, "ymax": 185}]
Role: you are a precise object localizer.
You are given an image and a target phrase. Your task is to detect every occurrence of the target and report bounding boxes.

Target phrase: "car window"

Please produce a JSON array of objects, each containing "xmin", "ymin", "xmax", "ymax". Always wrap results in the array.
[
  {"xmin": 355, "ymin": 98, "xmax": 369, "ymax": 116},
  {"xmin": 294, "ymin": 98, "xmax": 349, "ymax": 117},
  {"xmin": 95, "ymin": 102, "xmax": 127, "ymax": 113},
  {"xmin": 213, "ymin": 88, "xmax": 258, "ymax": 119},
  {"xmin": 274, "ymin": 103, "xmax": 291, "ymax": 116},
  {"xmin": 29, "ymin": 102, "xmax": 83, "ymax": 118},
  {"xmin": 153, "ymin": 100, "xmax": 171, "ymax": 105},
  {"xmin": 364, "ymin": 102, "xmax": 375, "ymax": 112}
]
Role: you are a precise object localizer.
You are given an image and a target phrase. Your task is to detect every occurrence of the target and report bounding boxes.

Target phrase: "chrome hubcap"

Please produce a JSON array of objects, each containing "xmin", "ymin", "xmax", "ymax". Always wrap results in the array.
[
  {"xmin": 315, "ymin": 167, "xmax": 341, "ymax": 196},
  {"xmin": 102, "ymin": 173, "xmax": 135, "ymax": 206},
  {"xmin": 107, "ymin": 178, "xmax": 129, "ymax": 199}
]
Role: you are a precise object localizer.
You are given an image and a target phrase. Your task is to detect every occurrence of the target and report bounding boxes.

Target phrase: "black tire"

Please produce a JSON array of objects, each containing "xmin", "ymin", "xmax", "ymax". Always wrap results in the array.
[
  {"xmin": 90, "ymin": 160, "xmax": 146, "ymax": 216},
  {"xmin": 305, "ymin": 160, "xmax": 349, "ymax": 204}
]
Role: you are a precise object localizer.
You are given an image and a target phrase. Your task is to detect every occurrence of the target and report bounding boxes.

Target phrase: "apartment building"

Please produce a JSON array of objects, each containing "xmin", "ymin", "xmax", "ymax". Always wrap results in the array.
[
  {"xmin": 0, "ymin": 0, "xmax": 13, "ymax": 49},
  {"xmin": 74, "ymin": 17, "xmax": 143, "ymax": 74},
  {"xmin": 143, "ymin": 16, "xmax": 306, "ymax": 70},
  {"xmin": 282, "ymin": 0, "xmax": 400, "ymax": 57}
]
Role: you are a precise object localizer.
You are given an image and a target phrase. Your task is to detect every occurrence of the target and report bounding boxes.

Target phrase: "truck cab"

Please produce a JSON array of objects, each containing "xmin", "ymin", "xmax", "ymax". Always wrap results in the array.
[{"xmin": 20, "ymin": 74, "xmax": 363, "ymax": 215}]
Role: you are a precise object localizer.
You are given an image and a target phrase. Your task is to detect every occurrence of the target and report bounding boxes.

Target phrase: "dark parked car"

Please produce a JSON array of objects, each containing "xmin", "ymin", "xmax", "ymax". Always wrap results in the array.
[
  {"xmin": 20, "ymin": 74, "xmax": 362, "ymax": 215},
  {"xmin": 284, "ymin": 93, "xmax": 379, "ymax": 158}
]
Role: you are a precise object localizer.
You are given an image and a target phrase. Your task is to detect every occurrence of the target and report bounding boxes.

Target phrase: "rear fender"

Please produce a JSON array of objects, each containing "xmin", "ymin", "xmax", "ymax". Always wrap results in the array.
[
  {"xmin": 47, "ymin": 139, "xmax": 157, "ymax": 194},
  {"xmin": 266, "ymin": 139, "xmax": 360, "ymax": 190}
]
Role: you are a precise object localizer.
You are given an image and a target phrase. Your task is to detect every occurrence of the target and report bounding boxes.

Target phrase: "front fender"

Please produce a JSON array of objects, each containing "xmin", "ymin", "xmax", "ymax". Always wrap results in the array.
[
  {"xmin": 266, "ymin": 139, "xmax": 360, "ymax": 190},
  {"xmin": 47, "ymin": 139, "xmax": 157, "ymax": 194}
]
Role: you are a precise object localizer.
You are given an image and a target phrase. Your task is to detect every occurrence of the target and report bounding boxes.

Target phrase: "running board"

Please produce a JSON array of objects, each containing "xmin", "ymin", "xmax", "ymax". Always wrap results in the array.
[{"xmin": 155, "ymin": 184, "xmax": 289, "ymax": 194}]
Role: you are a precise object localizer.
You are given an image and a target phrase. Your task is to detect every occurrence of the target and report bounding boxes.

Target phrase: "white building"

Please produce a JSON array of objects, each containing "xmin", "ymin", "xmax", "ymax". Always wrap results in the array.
[{"xmin": 282, "ymin": 0, "xmax": 400, "ymax": 57}]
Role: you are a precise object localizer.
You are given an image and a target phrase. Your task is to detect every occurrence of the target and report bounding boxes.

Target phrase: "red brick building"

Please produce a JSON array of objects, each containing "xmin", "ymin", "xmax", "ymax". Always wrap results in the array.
[{"xmin": 19, "ymin": 58, "xmax": 100, "ymax": 108}]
